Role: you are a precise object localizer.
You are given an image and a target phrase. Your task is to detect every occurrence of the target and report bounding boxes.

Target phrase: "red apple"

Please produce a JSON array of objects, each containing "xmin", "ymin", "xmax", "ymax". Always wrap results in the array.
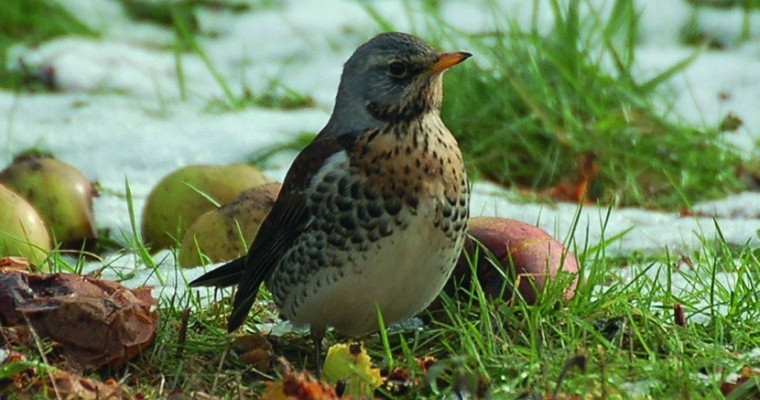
[{"xmin": 442, "ymin": 216, "xmax": 579, "ymax": 305}]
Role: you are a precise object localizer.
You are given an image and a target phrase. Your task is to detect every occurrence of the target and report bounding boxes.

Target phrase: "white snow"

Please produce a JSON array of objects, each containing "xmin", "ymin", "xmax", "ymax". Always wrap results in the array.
[{"xmin": 1, "ymin": 0, "xmax": 759, "ymax": 302}]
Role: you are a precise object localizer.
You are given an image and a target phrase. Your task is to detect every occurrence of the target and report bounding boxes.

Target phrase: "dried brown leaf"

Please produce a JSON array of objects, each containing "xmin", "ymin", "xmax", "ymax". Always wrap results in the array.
[{"xmin": 0, "ymin": 268, "xmax": 157, "ymax": 370}]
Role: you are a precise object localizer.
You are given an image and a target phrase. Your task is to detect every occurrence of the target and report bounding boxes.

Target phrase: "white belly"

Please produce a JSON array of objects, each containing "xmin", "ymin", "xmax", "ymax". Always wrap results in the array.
[{"xmin": 289, "ymin": 204, "xmax": 460, "ymax": 336}]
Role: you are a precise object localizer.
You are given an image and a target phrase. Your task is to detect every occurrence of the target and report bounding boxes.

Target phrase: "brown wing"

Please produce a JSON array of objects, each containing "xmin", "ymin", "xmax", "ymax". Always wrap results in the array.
[{"xmin": 224, "ymin": 134, "xmax": 350, "ymax": 332}]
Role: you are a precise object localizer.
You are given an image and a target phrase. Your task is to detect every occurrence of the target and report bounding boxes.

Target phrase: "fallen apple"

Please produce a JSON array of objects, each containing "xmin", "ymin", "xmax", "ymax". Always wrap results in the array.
[
  {"xmin": 178, "ymin": 182, "xmax": 281, "ymax": 267},
  {"xmin": 141, "ymin": 164, "xmax": 268, "ymax": 250},
  {"xmin": 0, "ymin": 183, "xmax": 51, "ymax": 266},
  {"xmin": 439, "ymin": 216, "xmax": 579, "ymax": 307},
  {"xmin": 0, "ymin": 154, "xmax": 96, "ymax": 249}
]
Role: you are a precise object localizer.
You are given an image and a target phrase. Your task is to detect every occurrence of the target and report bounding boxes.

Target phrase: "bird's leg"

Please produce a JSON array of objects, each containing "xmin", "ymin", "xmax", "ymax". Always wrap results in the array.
[{"xmin": 310, "ymin": 326, "xmax": 326, "ymax": 379}]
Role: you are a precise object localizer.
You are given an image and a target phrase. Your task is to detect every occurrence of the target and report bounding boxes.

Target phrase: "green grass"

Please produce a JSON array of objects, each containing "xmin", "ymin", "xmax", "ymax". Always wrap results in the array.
[
  {"xmin": 2, "ymin": 0, "xmax": 758, "ymax": 399},
  {"xmin": 5, "ymin": 184, "xmax": 758, "ymax": 398},
  {"xmin": 0, "ymin": 0, "xmax": 97, "ymax": 90},
  {"xmin": 249, "ymin": 0, "xmax": 747, "ymax": 209},
  {"xmin": 427, "ymin": 0, "xmax": 744, "ymax": 208},
  {"xmin": 149, "ymin": 227, "xmax": 759, "ymax": 399},
  {"xmin": 155, "ymin": 0, "xmax": 316, "ymax": 111},
  {"xmin": 681, "ymin": 0, "xmax": 760, "ymax": 46},
  {"xmin": 117, "ymin": 0, "xmax": 272, "ymax": 29},
  {"xmin": 5, "ymin": 0, "xmax": 745, "ymax": 208},
  {"xmin": 685, "ymin": 0, "xmax": 760, "ymax": 9},
  {"xmin": 0, "ymin": 0, "xmax": 313, "ymax": 109}
]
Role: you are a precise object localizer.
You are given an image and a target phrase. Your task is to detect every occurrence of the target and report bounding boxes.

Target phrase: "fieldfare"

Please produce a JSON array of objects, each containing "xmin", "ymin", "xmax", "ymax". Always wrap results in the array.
[{"xmin": 190, "ymin": 31, "xmax": 471, "ymax": 376}]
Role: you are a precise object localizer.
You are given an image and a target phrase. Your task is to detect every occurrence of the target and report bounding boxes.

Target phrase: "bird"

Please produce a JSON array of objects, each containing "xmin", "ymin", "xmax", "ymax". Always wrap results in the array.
[{"xmin": 189, "ymin": 32, "xmax": 471, "ymax": 376}]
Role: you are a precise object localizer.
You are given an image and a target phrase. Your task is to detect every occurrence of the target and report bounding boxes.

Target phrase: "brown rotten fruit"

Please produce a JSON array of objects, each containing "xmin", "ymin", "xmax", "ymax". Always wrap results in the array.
[{"xmin": 178, "ymin": 182, "xmax": 281, "ymax": 268}]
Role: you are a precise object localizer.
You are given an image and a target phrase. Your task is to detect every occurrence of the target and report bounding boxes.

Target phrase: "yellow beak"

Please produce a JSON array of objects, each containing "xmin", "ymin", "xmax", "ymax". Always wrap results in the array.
[{"xmin": 427, "ymin": 52, "xmax": 472, "ymax": 74}]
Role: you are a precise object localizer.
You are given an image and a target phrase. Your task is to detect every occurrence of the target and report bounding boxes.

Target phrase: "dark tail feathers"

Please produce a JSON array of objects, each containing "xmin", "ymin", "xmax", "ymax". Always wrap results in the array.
[{"xmin": 188, "ymin": 256, "xmax": 246, "ymax": 288}]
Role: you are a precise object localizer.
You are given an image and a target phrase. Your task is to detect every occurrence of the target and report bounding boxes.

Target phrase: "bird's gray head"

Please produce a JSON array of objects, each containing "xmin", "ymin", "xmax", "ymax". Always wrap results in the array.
[{"xmin": 325, "ymin": 32, "xmax": 470, "ymax": 133}]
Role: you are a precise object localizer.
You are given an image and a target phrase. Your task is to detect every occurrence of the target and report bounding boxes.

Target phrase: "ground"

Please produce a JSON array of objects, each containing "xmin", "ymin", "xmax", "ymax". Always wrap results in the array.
[{"xmin": 1, "ymin": 0, "xmax": 759, "ymax": 398}]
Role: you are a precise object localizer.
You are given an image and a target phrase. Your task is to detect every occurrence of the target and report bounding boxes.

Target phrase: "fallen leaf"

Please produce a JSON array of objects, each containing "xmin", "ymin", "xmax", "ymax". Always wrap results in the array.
[
  {"xmin": 544, "ymin": 152, "xmax": 599, "ymax": 203},
  {"xmin": 239, "ymin": 349, "xmax": 273, "ymax": 372},
  {"xmin": 382, "ymin": 367, "xmax": 415, "ymax": 397},
  {"xmin": 416, "ymin": 355, "xmax": 437, "ymax": 373},
  {"xmin": 0, "ymin": 268, "xmax": 157, "ymax": 370},
  {"xmin": 322, "ymin": 342, "xmax": 382, "ymax": 398},
  {"xmin": 718, "ymin": 112, "xmax": 743, "ymax": 132},
  {"xmin": 31, "ymin": 370, "xmax": 125, "ymax": 399},
  {"xmin": 232, "ymin": 333, "xmax": 273, "ymax": 354},
  {"xmin": 720, "ymin": 366, "xmax": 760, "ymax": 397},
  {"xmin": 233, "ymin": 333, "xmax": 274, "ymax": 371},
  {"xmin": 0, "ymin": 349, "xmax": 126, "ymax": 399},
  {"xmin": 0, "ymin": 257, "xmax": 32, "ymax": 272},
  {"xmin": 262, "ymin": 370, "xmax": 338, "ymax": 400},
  {"xmin": 674, "ymin": 303, "xmax": 687, "ymax": 327}
]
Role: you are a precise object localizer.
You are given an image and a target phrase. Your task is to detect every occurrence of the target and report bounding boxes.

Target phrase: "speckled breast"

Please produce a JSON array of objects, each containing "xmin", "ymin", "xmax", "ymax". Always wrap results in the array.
[{"xmin": 269, "ymin": 115, "xmax": 469, "ymax": 336}]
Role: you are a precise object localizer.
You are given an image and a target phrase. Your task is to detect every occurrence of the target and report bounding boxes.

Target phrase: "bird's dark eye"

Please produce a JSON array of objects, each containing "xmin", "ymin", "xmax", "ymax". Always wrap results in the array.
[{"xmin": 388, "ymin": 61, "xmax": 408, "ymax": 78}]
